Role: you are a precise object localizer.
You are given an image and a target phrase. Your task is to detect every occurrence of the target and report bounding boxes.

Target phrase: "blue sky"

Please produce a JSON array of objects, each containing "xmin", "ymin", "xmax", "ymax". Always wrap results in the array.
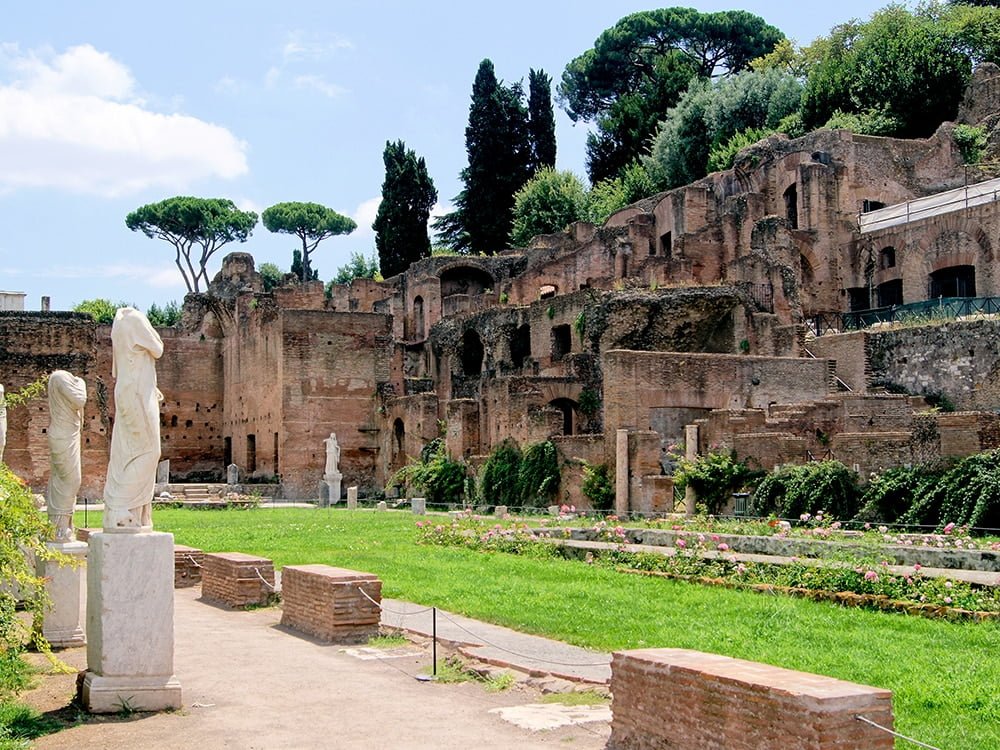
[{"xmin": 1, "ymin": 1, "xmax": 890, "ymax": 312}]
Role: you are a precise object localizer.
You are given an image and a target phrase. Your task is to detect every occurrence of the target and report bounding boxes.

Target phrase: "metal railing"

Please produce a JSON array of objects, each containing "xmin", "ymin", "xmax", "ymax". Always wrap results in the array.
[
  {"xmin": 809, "ymin": 296, "xmax": 1000, "ymax": 335},
  {"xmin": 859, "ymin": 174, "xmax": 1000, "ymax": 234}
]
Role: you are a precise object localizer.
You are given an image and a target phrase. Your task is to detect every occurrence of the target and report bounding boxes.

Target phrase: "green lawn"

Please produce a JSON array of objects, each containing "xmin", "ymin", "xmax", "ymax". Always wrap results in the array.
[{"xmin": 80, "ymin": 507, "xmax": 1000, "ymax": 748}]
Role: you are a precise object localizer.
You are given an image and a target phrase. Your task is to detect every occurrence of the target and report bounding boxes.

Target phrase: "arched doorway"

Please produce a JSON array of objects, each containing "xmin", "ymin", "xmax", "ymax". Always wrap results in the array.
[
  {"xmin": 392, "ymin": 419, "xmax": 405, "ymax": 469},
  {"xmin": 461, "ymin": 329, "xmax": 484, "ymax": 376},
  {"xmin": 549, "ymin": 398, "xmax": 578, "ymax": 436}
]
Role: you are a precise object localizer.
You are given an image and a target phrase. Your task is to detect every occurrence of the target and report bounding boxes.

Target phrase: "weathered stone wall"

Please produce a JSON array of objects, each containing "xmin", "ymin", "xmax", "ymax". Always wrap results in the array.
[
  {"xmin": 866, "ymin": 318, "xmax": 1000, "ymax": 410},
  {"xmin": 608, "ymin": 648, "xmax": 894, "ymax": 750},
  {"xmin": 201, "ymin": 552, "xmax": 275, "ymax": 609}
]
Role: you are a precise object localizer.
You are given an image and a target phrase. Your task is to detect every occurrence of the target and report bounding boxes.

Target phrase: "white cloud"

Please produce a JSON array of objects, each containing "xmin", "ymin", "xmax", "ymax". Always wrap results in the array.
[
  {"xmin": 282, "ymin": 31, "xmax": 353, "ymax": 62},
  {"xmin": 352, "ymin": 196, "xmax": 381, "ymax": 232},
  {"xmin": 292, "ymin": 74, "xmax": 348, "ymax": 99},
  {"xmin": 0, "ymin": 44, "xmax": 249, "ymax": 197},
  {"xmin": 236, "ymin": 197, "xmax": 264, "ymax": 215},
  {"xmin": 31, "ymin": 262, "xmax": 184, "ymax": 289}
]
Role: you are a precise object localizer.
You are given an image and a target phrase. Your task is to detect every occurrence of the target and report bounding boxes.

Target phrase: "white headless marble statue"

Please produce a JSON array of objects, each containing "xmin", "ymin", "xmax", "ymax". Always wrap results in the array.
[
  {"xmin": 0, "ymin": 384, "xmax": 7, "ymax": 464},
  {"xmin": 47, "ymin": 370, "xmax": 87, "ymax": 542},
  {"xmin": 103, "ymin": 308, "xmax": 164, "ymax": 532},
  {"xmin": 324, "ymin": 432, "xmax": 341, "ymax": 478}
]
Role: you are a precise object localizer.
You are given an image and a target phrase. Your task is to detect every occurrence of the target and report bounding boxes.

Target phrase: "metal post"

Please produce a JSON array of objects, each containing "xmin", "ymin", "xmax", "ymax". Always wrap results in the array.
[{"xmin": 432, "ymin": 607, "xmax": 437, "ymax": 677}]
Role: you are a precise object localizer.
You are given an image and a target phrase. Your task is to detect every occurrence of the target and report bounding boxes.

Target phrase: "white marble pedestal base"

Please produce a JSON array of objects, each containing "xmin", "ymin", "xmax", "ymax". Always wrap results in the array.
[
  {"xmin": 323, "ymin": 472, "xmax": 343, "ymax": 506},
  {"xmin": 80, "ymin": 531, "xmax": 182, "ymax": 713},
  {"xmin": 37, "ymin": 540, "xmax": 87, "ymax": 648}
]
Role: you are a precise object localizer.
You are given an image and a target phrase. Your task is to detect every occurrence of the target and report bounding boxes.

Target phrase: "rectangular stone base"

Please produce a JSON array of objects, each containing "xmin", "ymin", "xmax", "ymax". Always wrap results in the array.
[
  {"xmin": 84, "ymin": 531, "xmax": 181, "ymax": 713},
  {"xmin": 38, "ymin": 540, "xmax": 87, "ymax": 648},
  {"xmin": 79, "ymin": 672, "xmax": 182, "ymax": 713}
]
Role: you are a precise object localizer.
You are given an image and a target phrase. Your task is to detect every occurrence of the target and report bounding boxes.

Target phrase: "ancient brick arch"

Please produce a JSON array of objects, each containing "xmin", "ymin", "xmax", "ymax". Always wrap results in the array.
[{"xmin": 438, "ymin": 263, "xmax": 496, "ymax": 297}]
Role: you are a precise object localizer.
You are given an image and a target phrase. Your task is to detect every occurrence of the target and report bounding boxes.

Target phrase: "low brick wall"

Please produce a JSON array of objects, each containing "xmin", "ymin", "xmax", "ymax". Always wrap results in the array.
[
  {"xmin": 280, "ymin": 565, "xmax": 381, "ymax": 643},
  {"xmin": 609, "ymin": 648, "xmax": 893, "ymax": 750},
  {"xmin": 174, "ymin": 545, "xmax": 204, "ymax": 588},
  {"xmin": 201, "ymin": 552, "xmax": 276, "ymax": 608}
]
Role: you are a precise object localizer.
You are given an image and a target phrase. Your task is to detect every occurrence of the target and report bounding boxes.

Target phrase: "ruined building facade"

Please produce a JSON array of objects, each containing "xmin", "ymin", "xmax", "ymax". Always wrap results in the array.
[{"xmin": 4, "ymin": 67, "xmax": 1000, "ymax": 508}]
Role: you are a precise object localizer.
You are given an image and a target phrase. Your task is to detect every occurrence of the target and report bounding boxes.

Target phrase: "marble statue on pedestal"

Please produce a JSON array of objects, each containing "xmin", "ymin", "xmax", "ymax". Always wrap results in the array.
[
  {"xmin": 47, "ymin": 370, "xmax": 87, "ymax": 542},
  {"xmin": 103, "ymin": 308, "xmax": 164, "ymax": 531},
  {"xmin": 324, "ymin": 432, "xmax": 341, "ymax": 477},
  {"xmin": 323, "ymin": 432, "xmax": 342, "ymax": 504},
  {"xmin": 0, "ymin": 384, "xmax": 6, "ymax": 464}
]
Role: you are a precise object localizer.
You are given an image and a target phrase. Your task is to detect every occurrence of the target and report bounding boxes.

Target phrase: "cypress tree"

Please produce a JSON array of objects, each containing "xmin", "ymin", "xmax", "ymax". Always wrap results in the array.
[
  {"xmin": 528, "ymin": 68, "xmax": 557, "ymax": 172},
  {"xmin": 435, "ymin": 59, "xmax": 532, "ymax": 255},
  {"xmin": 374, "ymin": 140, "xmax": 437, "ymax": 278}
]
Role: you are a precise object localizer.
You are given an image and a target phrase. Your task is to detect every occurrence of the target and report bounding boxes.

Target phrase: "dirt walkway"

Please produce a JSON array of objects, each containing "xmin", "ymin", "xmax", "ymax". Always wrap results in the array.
[{"xmin": 24, "ymin": 588, "xmax": 610, "ymax": 749}]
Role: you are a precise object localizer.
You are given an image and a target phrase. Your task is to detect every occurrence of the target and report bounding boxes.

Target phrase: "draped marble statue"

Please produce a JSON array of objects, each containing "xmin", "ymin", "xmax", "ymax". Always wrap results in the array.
[
  {"xmin": 103, "ymin": 308, "xmax": 163, "ymax": 531},
  {"xmin": 0, "ymin": 384, "xmax": 6, "ymax": 464},
  {"xmin": 47, "ymin": 370, "xmax": 87, "ymax": 542},
  {"xmin": 324, "ymin": 432, "xmax": 341, "ymax": 477}
]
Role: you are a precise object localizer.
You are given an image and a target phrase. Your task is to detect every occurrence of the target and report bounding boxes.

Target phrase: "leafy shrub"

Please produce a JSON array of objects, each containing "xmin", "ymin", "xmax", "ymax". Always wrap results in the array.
[
  {"xmin": 925, "ymin": 450, "xmax": 1000, "ymax": 531},
  {"xmin": 823, "ymin": 108, "xmax": 902, "ymax": 136},
  {"xmin": 0, "ymin": 466, "xmax": 57, "ymax": 699},
  {"xmin": 750, "ymin": 461, "xmax": 861, "ymax": 520},
  {"xmin": 479, "ymin": 440, "xmax": 522, "ymax": 507},
  {"xmin": 707, "ymin": 127, "xmax": 775, "ymax": 173},
  {"xmin": 511, "ymin": 168, "xmax": 588, "ymax": 246},
  {"xmin": 952, "ymin": 124, "xmax": 987, "ymax": 164},
  {"xmin": 673, "ymin": 451, "xmax": 760, "ymax": 515},
  {"xmin": 581, "ymin": 463, "xmax": 615, "ymax": 511},
  {"xmin": 71, "ymin": 298, "xmax": 130, "ymax": 325},
  {"xmin": 518, "ymin": 441, "xmax": 561, "ymax": 508},
  {"xmin": 857, "ymin": 464, "xmax": 947, "ymax": 524},
  {"xmin": 387, "ymin": 438, "xmax": 467, "ymax": 506}
]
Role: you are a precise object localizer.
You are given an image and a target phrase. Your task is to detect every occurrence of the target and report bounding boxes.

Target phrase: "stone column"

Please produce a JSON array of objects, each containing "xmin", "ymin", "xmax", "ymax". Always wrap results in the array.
[
  {"xmin": 615, "ymin": 429, "xmax": 630, "ymax": 517},
  {"xmin": 80, "ymin": 531, "xmax": 182, "ymax": 713},
  {"xmin": 346, "ymin": 486, "xmax": 358, "ymax": 510},
  {"xmin": 684, "ymin": 424, "xmax": 699, "ymax": 516},
  {"xmin": 226, "ymin": 463, "xmax": 239, "ymax": 486},
  {"xmin": 37, "ymin": 540, "xmax": 87, "ymax": 648}
]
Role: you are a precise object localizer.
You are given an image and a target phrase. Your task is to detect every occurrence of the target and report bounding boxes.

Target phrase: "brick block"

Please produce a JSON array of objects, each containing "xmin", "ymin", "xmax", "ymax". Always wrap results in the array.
[
  {"xmin": 608, "ymin": 648, "xmax": 894, "ymax": 750},
  {"xmin": 279, "ymin": 564, "xmax": 381, "ymax": 644},
  {"xmin": 201, "ymin": 552, "xmax": 276, "ymax": 608},
  {"xmin": 173, "ymin": 545, "xmax": 204, "ymax": 588}
]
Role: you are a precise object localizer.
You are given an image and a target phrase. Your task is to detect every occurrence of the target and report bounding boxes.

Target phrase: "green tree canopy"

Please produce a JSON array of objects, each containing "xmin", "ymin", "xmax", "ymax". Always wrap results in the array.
[
  {"xmin": 331, "ymin": 251, "xmax": 381, "ymax": 285},
  {"xmin": 510, "ymin": 168, "xmax": 588, "ymax": 246},
  {"xmin": 72, "ymin": 298, "xmax": 129, "ymax": 325},
  {"xmin": 258, "ymin": 262, "xmax": 284, "ymax": 292},
  {"xmin": 435, "ymin": 59, "xmax": 533, "ymax": 255},
  {"xmin": 647, "ymin": 68, "xmax": 802, "ymax": 190},
  {"xmin": 801, "ymin": 4, "xmax": 1000, "ymax": 138},
  {"xmin": 559, "ymin": 8, "xmax": 785, "ymax": 182},
  {"xmin": 261, "ymin": 202, "xmax": 356, "ymax": 282},
  {"xmin": 146, "ymin": 301, "xmax": 181, "ymax": 327},
  {"xmin": 373, "ymin": 140, "xmax": 437, "ymax": 278},
  {"xmin": 125, "ymin": 197, "xmax": 258, "ymax": 293},
  {"xmin": 527, "ymin": 69, "xmax": 557, "ymax": 172}
]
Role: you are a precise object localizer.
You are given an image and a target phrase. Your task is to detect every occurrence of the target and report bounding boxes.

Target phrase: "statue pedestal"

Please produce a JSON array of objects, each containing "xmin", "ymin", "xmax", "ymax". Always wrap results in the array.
[
  {"xmin": 80, "ymin": 531, "xmax": 181, "ymax": 713},
  {"xmin": 323, "ymin": 472, "xmax": 343, "ymax": 506},
  {"xmin": 37, "ymin": 540, "xmax": 87, "ymax": 648}
]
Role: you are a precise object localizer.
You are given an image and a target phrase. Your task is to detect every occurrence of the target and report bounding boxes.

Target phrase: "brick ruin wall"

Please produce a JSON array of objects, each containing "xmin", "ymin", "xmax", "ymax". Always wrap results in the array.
[{"xmin": 0, "ymin": 312, "xmax": 221, "ymax": 497}]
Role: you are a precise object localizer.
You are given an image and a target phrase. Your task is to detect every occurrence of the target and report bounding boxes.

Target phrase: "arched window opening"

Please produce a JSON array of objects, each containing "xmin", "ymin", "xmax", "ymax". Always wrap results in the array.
[
  {"xmin": 511, "ymin": 324, "xmax": 531, "ymax": 369},
  {"xmin": 783, "ymin": 184, "xmax": 798, "ymax": 229},
  {"xmin": 549, "ymin": 398, "xmax": 578, "ymax": 436},
  {"xmin": 461, "ymin": 329, "xmax": 484, "ymax": 376},
  {"xmin": 413, "ymin": 295, "xmax": 425, "ymax": 339}
]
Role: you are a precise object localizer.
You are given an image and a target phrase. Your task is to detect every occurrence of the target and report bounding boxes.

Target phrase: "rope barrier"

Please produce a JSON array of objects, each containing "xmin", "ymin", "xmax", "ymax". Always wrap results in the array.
[
  {"xmin": 357, "ymin": 585, "xmax": 434, "ymax": 617},
  {"xmin": 253, "ymin": 567, "xmax": 276, "ymax": 590},
  {"xmin": 186, "ymin": 555, "xmax": 203, "ymax": 569},
  {"xmin": 855, "ymin": 715, "xmax": 942, "ymax": 749},
  {"xmin": 436, "ymin": 610, "xmax": 609, "ymax": 669}
]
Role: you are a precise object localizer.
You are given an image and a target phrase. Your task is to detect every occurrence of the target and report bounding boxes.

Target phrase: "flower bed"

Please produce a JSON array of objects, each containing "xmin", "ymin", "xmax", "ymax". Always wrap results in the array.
[{"xmin": 417, "ymin": 516, "xmax": 1000, "ymax": 618}]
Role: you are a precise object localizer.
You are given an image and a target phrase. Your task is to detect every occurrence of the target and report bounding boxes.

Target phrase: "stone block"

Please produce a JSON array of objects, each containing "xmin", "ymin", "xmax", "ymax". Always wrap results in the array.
[
  {"xmin": 37, "ymin": 540, "xmax": 87, "ymax": 648},
  {"xmin": 201, "ymin": 552, "xmax": 276, "ymax": 609},
  {"xmin": 279, "ymin": 565, "xmax": 381, "ymax": 644},
  {"xmin": 376, "ymin": 501, "xmax": 387, "ymax": 512},
  {"xmin": 608, "ymin": 648, "xmax": 894, "ymax": 750},
  {"xmin": 347, "ymin": 486, "xmax": 358, "ymax": 509},
  {"xmin": 494, "ymin": 505, "xmax": 508, "ymax": 517},
  {"xmin": 411, "ymin": 497, "xmax": 426, "ymax": 515},
  {"xmin": 81, "ymin": 532, "xmax": 181, "ymax": 713}
]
